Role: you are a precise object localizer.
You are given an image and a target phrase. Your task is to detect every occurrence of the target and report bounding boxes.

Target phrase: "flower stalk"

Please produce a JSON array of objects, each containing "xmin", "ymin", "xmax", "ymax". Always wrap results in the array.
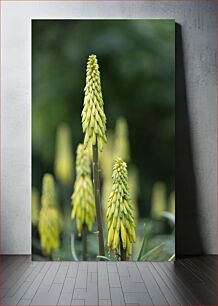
[
  {"xmin": 92, "ymin": 143, "xmax": 105, "ymax": 256},
  {"xmin": 107, "ymin": 158, "xmax": 135, "ymax": 260},
  {"xmin": 81, "ymin": 54, "xmax": 107, "ymax": 256},
  {"xmin": 71, "ymin": 144, "xmax": 96, "ymax": 259},
  {"xmin": 82, "ymin": 225, "xmax": 88, "ymax": 261}
]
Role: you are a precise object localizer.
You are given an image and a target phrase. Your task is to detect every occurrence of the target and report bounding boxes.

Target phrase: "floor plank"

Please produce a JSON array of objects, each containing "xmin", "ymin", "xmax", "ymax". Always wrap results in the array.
[
  {"xmin": 17, "ymin": 298, "xmax": 31, "ymax": 305},
  {"xmin": 98, "ymin": 262, "xmax": 111, "ymax": 300},
  {"xmin": 5, "ymin": 262, "xmax": 44, "ymax": 297},
  {"xmin": 186, "ymin": 257, "xmax": 217, "ymax": 286},
  {"xmin": 145, "ymin": 262, "xmax": 180, "ymax": 305},
  {"xmin": 2, "ymin": 260, "xmax": 35, "ymax": 297},
  {"xmin": 2, "ymin": 281, "xmax": 32, "ymax": 305},
  {"xmin": 110, "ymin": 287, "xmax": 125, "ymax": 305},
  {"xmin": 71, "ymin": 299, "xmax": 85, "ymax": 305},
  {"xmin": 30, "ymin": 283, "xmax": 62, "ymax": 305},
  {"xmin": 172, "ymin": 259, "xmax": 216, "ymax": 305},
  {"xmin": 57, "ymin": 292, "xmax": 72, "ymax": 305},
  {"xmin": 0, "ymin": 255, "xmax": 216, "ymax": 305},
  {"xmin": 153, "ymin": 262, "xmax": 191, "ymax": 304},
  {"xmin": 124, "ymin": 291, "xmax": 153, "ymax": 305},
  {"xmin": 53, "ymin": 262, "xmax": 69, "ymax": 284},
  {"xmin": 199, "ymin": 255, "xmax": 217, "ymax": 267},
  {"xmin": 62, "ymin": 277, "xmax": 76, "ymax": 293},
  {"xmin": 161, "ymin": 261, "xmax": 200, "ymax": 304},
  {"xmin": 136, "ymin": 263, "xmax": 169, "ymax": 305},
  {"xmin": 1, "ymin": 257, "xmax": 30, "ymax": 288}
]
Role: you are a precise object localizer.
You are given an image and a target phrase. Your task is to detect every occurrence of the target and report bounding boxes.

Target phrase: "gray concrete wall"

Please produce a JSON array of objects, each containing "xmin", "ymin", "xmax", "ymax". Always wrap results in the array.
[{"xmin": 1, "ymin": 1, "xmax": 217, "ymax": 255}]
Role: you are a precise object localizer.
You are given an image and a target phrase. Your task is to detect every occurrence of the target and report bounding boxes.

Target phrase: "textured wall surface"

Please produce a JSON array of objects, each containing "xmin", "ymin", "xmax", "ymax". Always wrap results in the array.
[{"xmin": 1, "ymin": 1, "xmax": 217, "ymax": 254}]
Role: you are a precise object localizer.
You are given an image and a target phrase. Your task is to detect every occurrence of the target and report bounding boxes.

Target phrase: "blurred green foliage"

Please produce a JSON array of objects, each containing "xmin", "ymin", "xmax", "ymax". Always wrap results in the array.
[
  {"xmin": 32, "ymin": 20, "xmax": 175, "ymax": 217},
  {"xmin": 32, "ymin": 20, "xmax": 175, "ymax": 261}
]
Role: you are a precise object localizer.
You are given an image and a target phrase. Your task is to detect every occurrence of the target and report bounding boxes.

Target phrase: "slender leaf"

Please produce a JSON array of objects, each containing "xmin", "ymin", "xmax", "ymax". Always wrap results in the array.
[
  {"xmin": 71, "ymin": 233, "xmax": 79, "ymax": 261},
  {"xmin": 96, "ymin": 255, "xmax": 112, "ymax": 261},
  {"xmin": 140, "ymin": 243, "xmax": 164, "ymax": 261},
  {"xmin": 137, "ymin": 222, "xmax": 153, "ymax": 261},
  {"xmin": 168, "ymin": 253, "xmax": 175, "ymax": 261}
]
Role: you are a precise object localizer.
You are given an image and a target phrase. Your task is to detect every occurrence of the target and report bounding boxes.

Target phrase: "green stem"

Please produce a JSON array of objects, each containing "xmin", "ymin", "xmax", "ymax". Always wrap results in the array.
[
  {"xmin": 92, "ymin": 144, "xmax": 105, "ymax": 257},
  {"xmin": 82, "ymin": 225, "xmax": 88, "ymax": 261}
]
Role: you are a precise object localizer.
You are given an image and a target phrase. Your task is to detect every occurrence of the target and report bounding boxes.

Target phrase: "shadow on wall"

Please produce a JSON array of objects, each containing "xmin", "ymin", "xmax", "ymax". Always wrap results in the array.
[{"xmin": 175, "ymin": 24, "xmax": 205, "ymax": 256}]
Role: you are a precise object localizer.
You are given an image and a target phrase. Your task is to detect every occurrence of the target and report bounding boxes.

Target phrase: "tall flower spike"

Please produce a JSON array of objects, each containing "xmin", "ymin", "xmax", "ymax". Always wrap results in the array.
[
  {"xmin": 106, "ymin": 158, "xmax": 135, "ymax": 260},
  {"xmin": 82, "ymin": 55, "xmax": 107, "ymax": 151},
  {"xmin": 71, "ymin": 144, "xmax": 96, "ymax": 236},
  {"xmin": 54, "ymin": 123, "xmax": 73, "ymax": 185},
  {"xmin": 38, "ymin": 174, "xmax": 61, "ymax": 256}
]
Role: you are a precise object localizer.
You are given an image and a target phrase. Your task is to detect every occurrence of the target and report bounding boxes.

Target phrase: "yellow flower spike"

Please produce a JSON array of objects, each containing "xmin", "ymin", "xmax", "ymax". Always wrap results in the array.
[
  {"xmin": 114, "ymin": 117, "xmax": 130, "ymax": 162},
  {"xmin": 82, "ymin": 55, "xmax": 107, "ymax": 151},
  {"xmin": 151, "ymin": 181, "xmax": 167, "ymax": 219},
  {"xmin": 54, "ymin": 123, "xmax": 73, "ymax": 185},
  {"xmin": 39, "ymin": 207, "xmax": 60, "ymax": 255},
  {"xmin": 32, "ymin": 187, "xmax": 40, "ymax": 227},
  {"xmin": 81, "ymin": 55, "xmax": 106, "ymax": 257},
  {"xmin": 71, "ymin": 144, "xmax": 95, "ymax": 236},
  {"xmin": 106, "ymin": 158, "xmax": 135, "ymax": 260},
  {"xmin": 41, "ymin": 174, "xmax": 58, "ymax": 209},
  {"xmin": 38, "ymin": 174, "xmax": 61, "ymax": 257}
]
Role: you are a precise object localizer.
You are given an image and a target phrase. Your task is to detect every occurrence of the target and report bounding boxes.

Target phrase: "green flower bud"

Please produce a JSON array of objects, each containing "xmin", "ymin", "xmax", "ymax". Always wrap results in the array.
[
  {"xmin": 38, "ymin": 174, "xmax": 61, "ymax": 256},
  {"xmin": 71, "ymin": 144, "xmax": 95, "ymax": 235},
  {"xmin": 41, "ymin": 174, "xmax": 58, "ymax": 209},
  {"xmin": 54, "ymin": 123, "xmax": 73, "ymax": 185},
  {"xmin": 107, "ymin": 158, "xmax": 135, "ymax": 260},
  {"xmin": 82, "ymin": 55, "xmax": 107, "ymax": 151}
]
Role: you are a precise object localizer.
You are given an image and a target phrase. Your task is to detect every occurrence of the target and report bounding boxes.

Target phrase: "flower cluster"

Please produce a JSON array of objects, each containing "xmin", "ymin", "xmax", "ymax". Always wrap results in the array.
[
  {"xmin": 71, "ymin": 144, "xmax": 95, "ymax": 235},
  {"xmin": 38, "ymin": 174, "xmax": 61, "ymax": 255},
  {"xmin": 82, "ymin": 55, "xmax": 107, "ymax": 151},
  {"xmin": 107, "ymin": 158, "xmax": 135, "ymax": 259}
]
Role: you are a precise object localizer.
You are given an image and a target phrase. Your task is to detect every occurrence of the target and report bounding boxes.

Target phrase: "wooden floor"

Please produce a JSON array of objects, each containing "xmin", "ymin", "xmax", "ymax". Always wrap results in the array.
[{"xmin": 0, "ymin": 256, "xmax": 217, "ymax": 305}]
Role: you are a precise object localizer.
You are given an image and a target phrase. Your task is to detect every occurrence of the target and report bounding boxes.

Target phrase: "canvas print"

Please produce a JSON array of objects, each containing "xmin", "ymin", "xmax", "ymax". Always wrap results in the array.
[{"xmin": 32, "ymin": 20, "xmax": 175, "ymax": 261}]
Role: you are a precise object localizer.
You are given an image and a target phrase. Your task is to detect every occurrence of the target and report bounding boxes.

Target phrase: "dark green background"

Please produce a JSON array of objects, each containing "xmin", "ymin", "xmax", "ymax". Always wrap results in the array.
[{"xmin": 32, "ymin": 20, "xmax": 175, "ymax": 217}]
